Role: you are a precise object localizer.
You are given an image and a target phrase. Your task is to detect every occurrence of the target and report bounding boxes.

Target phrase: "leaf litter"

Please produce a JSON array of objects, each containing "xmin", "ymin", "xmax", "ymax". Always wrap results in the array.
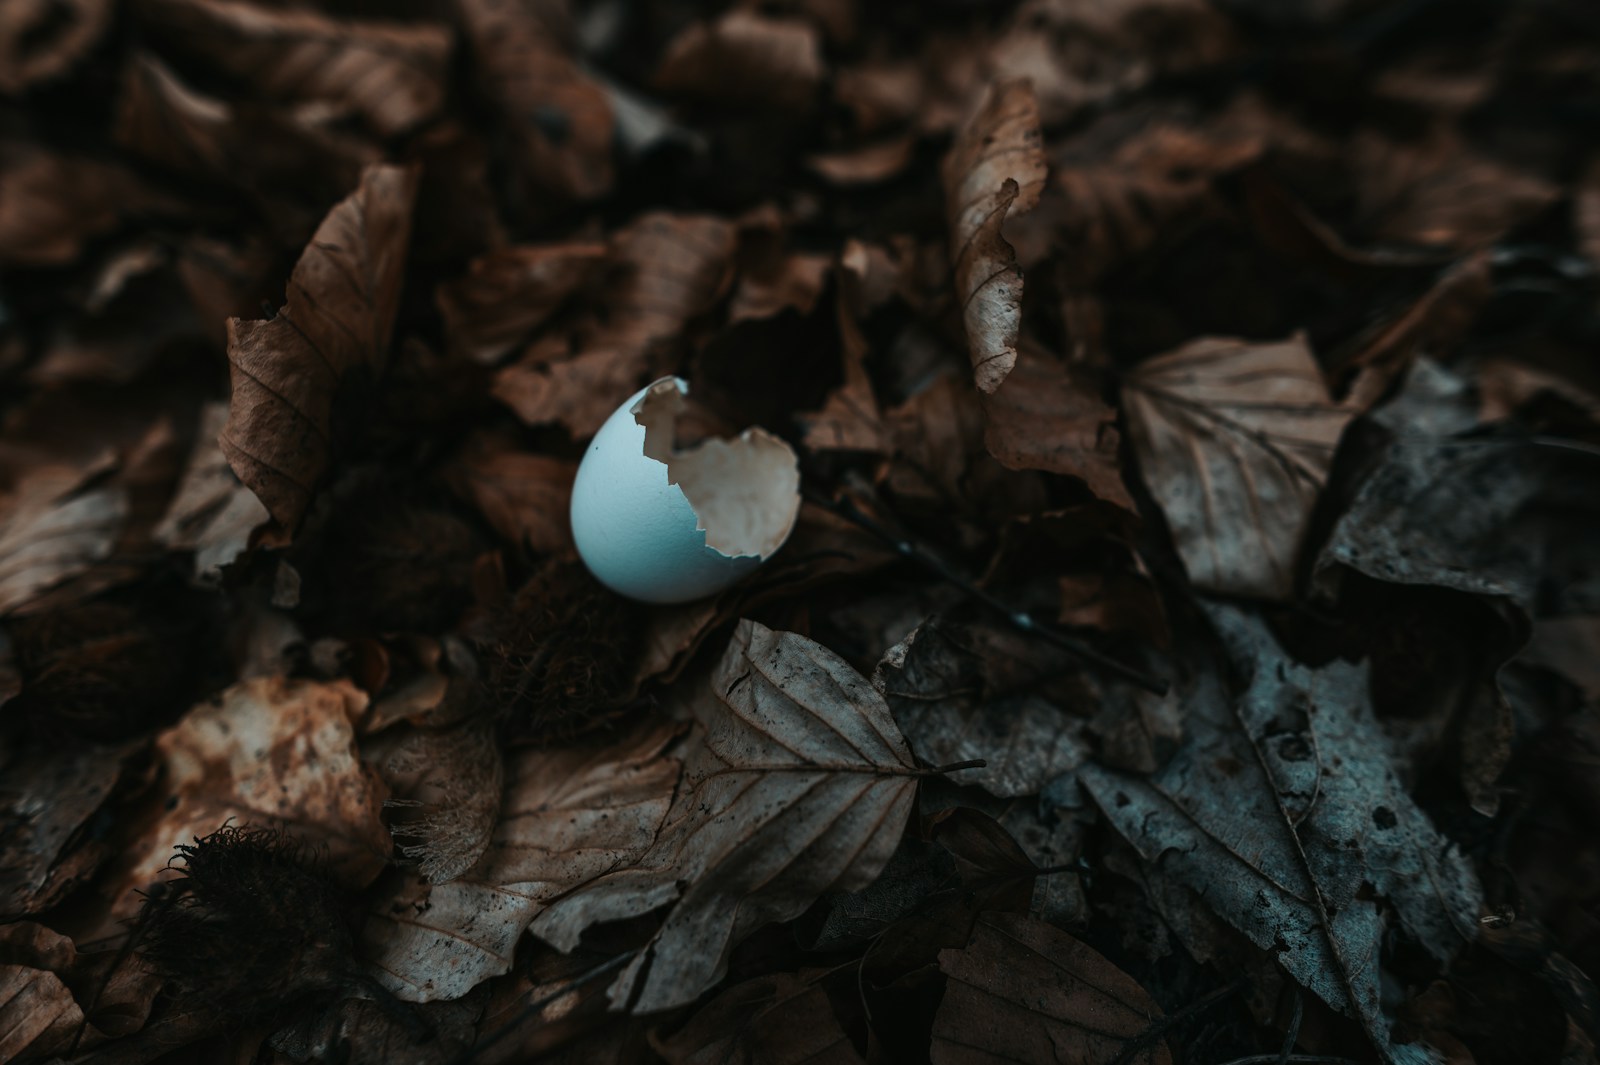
[{"xmin": 2, "ymin": 1, "xmax": 1599, "ymax": 1063}]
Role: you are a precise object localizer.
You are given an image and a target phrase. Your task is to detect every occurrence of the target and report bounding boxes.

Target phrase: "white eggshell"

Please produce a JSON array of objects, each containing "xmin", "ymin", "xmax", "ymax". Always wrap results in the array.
[{"xmin": 570, "ymin": 377, "xmax": 802, "ymax": 604}]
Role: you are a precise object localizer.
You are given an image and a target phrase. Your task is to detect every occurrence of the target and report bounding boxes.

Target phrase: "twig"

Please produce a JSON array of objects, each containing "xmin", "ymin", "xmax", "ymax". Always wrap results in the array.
[
  {"xmin": 803, "ymin": 485, "xmax": 1168, "ymax": 695},
  {"xmin": 1277, "ymin": 991, "xmax": 1304, "ymax": 1065},
  {"xmin": 449, "ymin": 951, "xmax": 636, "ymax": 1065},
  {"xmin": 1215, "ymin": 1057, "xmax": 1359, "ymax": 1065},
  {"xmin": 1108, "ymin": 978, "xmax": 1245, "ymax": 1065}
]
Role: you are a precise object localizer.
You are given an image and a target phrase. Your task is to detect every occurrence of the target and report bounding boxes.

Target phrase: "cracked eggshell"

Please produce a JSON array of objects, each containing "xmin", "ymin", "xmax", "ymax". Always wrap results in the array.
[{"xmin": 570, "ymin": 377, "xmax": 802, "ymax": 604}]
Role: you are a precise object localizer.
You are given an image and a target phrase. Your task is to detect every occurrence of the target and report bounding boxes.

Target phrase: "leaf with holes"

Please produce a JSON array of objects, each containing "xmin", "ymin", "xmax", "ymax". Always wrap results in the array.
[
  {"xmin": 1122, "ymin": 335, "xmax": 1353, "ymax": 600},
  {"xmin": 219, "ymin": 163, "xmax": 418, "ymax": 536},
  {"xmin": 530, "ymin": 620, "xmax": 921, "ymax": 1013}
]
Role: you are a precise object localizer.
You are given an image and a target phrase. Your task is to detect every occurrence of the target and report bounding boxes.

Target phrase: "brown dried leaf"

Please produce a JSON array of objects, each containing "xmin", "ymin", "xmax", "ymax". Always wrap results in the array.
[
  {"xmin": 531, "ymin": 621, "xmax": 919, "ymax": 1013},
  {"xmin": 134, "ymin": 0, "xmax": 450, "ymax": 137},
  {"xmin": 0, "ymin": 468, "xmax": 127, "ymax": 619},
  {"xmin": 0, "ymin": 922, "xmax": 157, "ymax": 1060},
  {"xmin": 153, "ymin": 402, "xmax": 269, "ymax": 580},
  {"xmin": 1123, "ymin": 335, "xmax": 1354, "ymax": 600},
  {"xmin": 437, "ymin": 243, "xmax": 607, "ymax": 364},
  {"xmin": 0, "ymin": 0, "xmax": 111, "ymax": 93},
  {"xmin": 656, "ymin": 10, "xmax": 825, "ymax": 114},
  {"xmin": 0, "ymin": 144, "xmax": 175, "ymax": 268},
  {"xmin": 494, "ymin": 212, "xmax": 737, "ymax": 436},
  {"xmin": 808, "ymin": 137, "xmax": 918, "ymax": 187},
  {"xmin": 652, "ymin": 971, "xmax": 864, "ymax": 1065},
  {"xmin": 0, "ymin": 744, "xmax": 128, "ymax": 917},
  {"xmin": 980, "ymin": 345, "xmax": 1136, "ymax": 513},
  {"xmin": 932, "ymin": 911, "xmax": 1172, "ymax": 1065},
  {"xmin": 457, "ymin": 0, "xmax": 614, "ymax": 203},
  {"xmin": 220, "ymin": 163, "xmax": 420, "ymax": 534},
  {"xmin": 447, "ymin": 435, "xmax": 575, "ymax": 555},
  {"xmin": 363, "ymin": 719, "xmax": 683, "ymax": 1001},
  {"xmin": 942, "ymin": 80, "xmax": 1047, "ymax": 393},
  {"xmin": 97, "ymin": 677, "xmax": 390, "ymax": 929}
]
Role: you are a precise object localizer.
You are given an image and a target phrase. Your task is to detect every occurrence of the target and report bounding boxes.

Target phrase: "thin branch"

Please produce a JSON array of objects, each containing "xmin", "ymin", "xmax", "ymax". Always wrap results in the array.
[
  {"xmin": 802, "ymin": 484, "xmax": 1169, "ymax": 695},
  {"xmin": 1108, "ymin": 978, "xmax": 1245, "ymax": 1065},
  {"xmin": 449, "ymin": 951, "xmax": 636, "ymax": 1065}
]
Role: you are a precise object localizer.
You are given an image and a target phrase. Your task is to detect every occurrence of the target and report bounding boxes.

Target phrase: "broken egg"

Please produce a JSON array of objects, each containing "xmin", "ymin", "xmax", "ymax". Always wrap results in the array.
[{"xmin": 570, "ymin": 377, "xmax": 802, "ymax": 603}]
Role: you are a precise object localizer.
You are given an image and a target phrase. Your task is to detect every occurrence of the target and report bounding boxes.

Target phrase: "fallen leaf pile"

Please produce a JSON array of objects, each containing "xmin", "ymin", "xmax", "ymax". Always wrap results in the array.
[{"xmin": 1, "ymin": 1, "xmax": 1598, "ymax": 1063}]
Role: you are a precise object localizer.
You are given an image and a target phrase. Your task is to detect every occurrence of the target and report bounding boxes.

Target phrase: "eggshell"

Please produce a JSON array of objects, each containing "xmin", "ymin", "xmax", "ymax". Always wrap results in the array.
[{"xmin": 570, "ymin": 377, "xmax": 802, "ymax": 603}]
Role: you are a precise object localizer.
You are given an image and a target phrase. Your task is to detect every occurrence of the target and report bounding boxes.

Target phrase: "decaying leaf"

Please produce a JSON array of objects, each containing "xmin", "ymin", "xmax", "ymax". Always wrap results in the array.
[
  {"xmin": 0, "ymin": 0, "xmax": 111, "ymax": 93},
  {"xmin": 98, "ymin": 676, "xmax": 391, "ymax": 928},
  {"xmin": 656, "ymin": 10, "xmax": 826, "ymax": 114},
  {"xmin": 652, "ymin": 970, "xmax": 863, "ymax": 1065},
  {"xmin": 152, "ymin": 402, "xmax": 269, "ymax": 579},
  {"xmin": 1080, "ymin": 605, "xmax": 1482, "ymax": 1051},
  {"xmin": 980, "ymin": 344, "xmax": 1136, "ymax": 512},
  {"xmin": 363, "ymin": 719, "xmax": 682, "ymax": 1001},
  {"xmin": 0, "ymin": 470, "xmax": 127, "ymax": 619},
  {"xmin": 133, "ymin": 0, "xmax": 450, "ymax": 137},
  {"xmin": 437, "ymin": 243, "xmax": 608, "ymax": 364},
  {"xmin": 0, "ymin": 144, "xmax": 177, "ymax": 268},
  {"xmin": 932, "ymin": 911, "xmax": 1172, "ymax": 1065},
  {"xmin": 446, "ymin": 434, "xmax": 575, "ymax": 555},
  {"xmin": 531, "ymin": 621, "xmax": 920, "ymax": 1013},
  {"xmin": 0, "ymin": 921, "xmax": 157, "ymax": 1061},
  {"xmin": 0, "ymin": 744, "xmax": 128, "ymax": 917},
  {"xmin": 1123, "ymin": 335, "xmax": 1354, "ymax": 600},
  {"xmin": 456, "ymin": 0, "xmax": 613, "ymax": 204},
  {"xmin": 220, "ymin": 163, "xmax": 419, "ymax": 535},
  {"xmin": 941, "ymin": 79, "xmax": 1047, "ymax": 394}
]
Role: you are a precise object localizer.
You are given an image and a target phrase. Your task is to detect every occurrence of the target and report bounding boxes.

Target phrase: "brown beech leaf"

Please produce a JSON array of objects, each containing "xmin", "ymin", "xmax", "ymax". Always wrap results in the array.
[
  {"xmin": 457, "ymin": 0, "xmax": 614, "ymax": 204},
  {"xmin": 652, "ymin": 970, "xmax": 864, "ymax": 1065},
  {"xmin": 0, "ymin": 144, "xmax": 176, "ymax": 268},
  {"xmin": 493, "ymin": 212, "xmax": 737, "ymax": 437},
  {"xmin": 941, "ymin": 79, "xmax": 1046, "ymax": 394},
  {"xmin": 133, "ymin": 0, "xmax": 450, "ymax": 137},
  {"xmin": 0, "ymin": 0, "xmax": 112, "ymax": 93},
  {"xmin": 808, "ymin": 136, "xmax": 918, "ymax": 187},
  {"xmin": 97, "ymin": 677, "xmax": 390, "ymax": 929},
  {"xmin": 437, "ymin": 243, "xmax": 607, "ymax": 364},
  {"xmin": 0, "ymin": 744, "xmax": 128, "ymax": 917},
  {"xmin": 153, "ymin": 402, "xmax": 269, "ymax": 580},
  {"xmin": 656, "ymin": 10, "xmax": 825, "ymax": 114},
  {"xmin": 0, "ymin": 467, "xmax": 127, "ymax": 619},
  {"xmin": 220, "ymin": 163, "xmax": 419, "ymax": 535},
  {"xmin": 0, "ymin": 922, "xmax": 157, "ymax": 1060},
  {"xmin": 531, "ymin": 621, "xmax": 920, "ymax": 1013},
  {"xmin": 932, "ymin": 911, "xmax": 1171, "ymax": 1065},
  {"xmin": 446, "ymin": 434, "xmax": 575, "ymax": 555},
  {"xmin": 1122, "ymin": 335, "xmax": 1354, "ymax": 600},
  {"xmin": 980, "ymin": 344, "xmax": 1136, "ymax": 513},
  {"xmin": 363, "ymin": 719, "xmax": 683, "ymax": 1002}
]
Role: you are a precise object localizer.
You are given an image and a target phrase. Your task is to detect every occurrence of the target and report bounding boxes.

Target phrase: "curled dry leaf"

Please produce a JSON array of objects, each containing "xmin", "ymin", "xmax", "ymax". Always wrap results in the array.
[
  {"xmin": 364, "ymin": 719, "xmax": 683, "ymax": 1001},
  {"xmin": 153, "ymin": 402, "xmax": 270, "ymax": 580},
  {"xmin": 656, "ymin": 10, "xmax": 825, "ymax": 114},
  {"xmin": 1080, "ymin": 605, "xmax": 1482, "ymax": 1052},
  {"xmin": 437, "ymin": 243, "xmax": 608, "ymax": 364},
  {"xmin": 1122, "ymin": 335, "xmax": 1354, "ymax": 601},
  {"xmin": 493, "ymin": 212, "xmax": 737, "ymax": 437},
  {"xmin": 0, "ymin": 467, "xmax": 127, "ymax": 619},
  {"xmin": 220, "ymin": 163, "xmax": 419, "ymax": 535},
  {"xmin": 0, "ymin": 922, "xmax": 157, "ymax": 1061},
  {"xmin": 0, "ymin": 0, "xmax": 111, "ymax": 93},
  {"xmin": 941, "ymin": 79, "xmax": 1046, "ymax": 394},
  {"xmin": 932, "ymin": 911, "xmax": 1172, "ymax": 1065},
  {"xmin": 446, "ymin": 434, "xmax": 575, "ymax": 555},
  {"xmin": 97, "ymin": 676, "xmax": 390, "ymax": 928},
  {"xmin": 133, "ymin": 0, "xmax": 450, "ymax": 137},
  {"xmin": 980, "ymin": 344, "xmax": 1136, "ymax": 513},
  {"xmin": 652, "ymin": 970, "xmax": 864, "ymax": 1065},
  {"xmin": 530, "ymin": 621, "xmax": 920, "ymax": 1013},
  {"xmin": 457, "ymin": 0, "xmax": 613, "ymax": 203}
]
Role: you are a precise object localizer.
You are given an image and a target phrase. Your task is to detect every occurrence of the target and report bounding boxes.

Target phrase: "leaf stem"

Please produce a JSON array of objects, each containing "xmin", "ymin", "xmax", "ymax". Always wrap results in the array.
[{"xmin": 449, "ymin": 951, "xmax": 636, "ymax": 1065}]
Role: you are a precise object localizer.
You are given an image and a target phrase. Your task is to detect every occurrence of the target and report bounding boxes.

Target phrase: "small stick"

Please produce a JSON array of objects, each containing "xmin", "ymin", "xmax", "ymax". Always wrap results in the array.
[
  {"xmin": 448, "ymin": 951, "xmax": 635, "ymax": 1065},
  {"xmin": 804, "ymin": 485, "xmax": 1169, "ymax": 696}
]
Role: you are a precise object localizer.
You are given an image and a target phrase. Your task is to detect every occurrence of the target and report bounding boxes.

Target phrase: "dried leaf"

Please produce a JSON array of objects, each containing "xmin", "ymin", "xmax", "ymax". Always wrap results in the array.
[
  {"xmin": 941, "ymin": 79, "xmax": 1047, "ymax": 393},
  {"xmin": 0, "ymin": 744, "xmax": 127, "ymax": 917},
  {"xmin": 0, "ymin": 0, "xmax": 111, "ymax": 93},
  {"xmin": 0, "ymin": 144, "xmax": 174, "ymax": 268},
  {"xmin": 0, "ymin": 469, "xmax": 127, "ymax": 619},
  {"xmin": 446, "ymin": 435, "xmax": 575, "ymax": 555},
  {"xmin": 363, "ymin": 719, "xmax": 682, "ymax": 1001},
  {"xmin": 980, "ymin": 345, "xmax": 1136, "ymax": 512},
  {"xmin": 1080, "ymin": 605, "xmax": 1483, "ymax": 1052},
  {"xmin": 873, "ymin": 617, "xmax": 1090, "ymax": 798},
  {"xmin": 153, "ymin": 402, "xmax": 269, "ymax": 580},
  {"xmin": 531, "ymin": 621, "xmax": 920, "ymax": 1013},
  {"xmin": 656, "ymin": 10, "xmax": 825, "ymax": 114},
  {"xmin": 653, "ymin": 971, "xmax": 863, "ymax": 1065},
  {"xmin": 493, "ymin": 212, "xmax": 737, "ymax": 436},
  {"xmin": 457, "ymin": 0, "xmax": 614, "ymax": 203},
  {"xmin": 220, "ymin": 163, "xmax": 419, "ymax": 534},
  {"xmin": 97, "ymin": 677, "xmax": 390, "ymax": 929},
  {"xmin": 1123, "ymin": 335, "xmax": 1354, "ymax": 600},
  {"xmin": 134, "ymin": 0, "xmax": 450, "ymax": 137},
  {"xmin": 932, "ymin": 911, "xmax": 1172, "ymax": 1065},
  {"xmin": 437, "ymin": 243, "xmax": 607, "ymax": 364}
]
